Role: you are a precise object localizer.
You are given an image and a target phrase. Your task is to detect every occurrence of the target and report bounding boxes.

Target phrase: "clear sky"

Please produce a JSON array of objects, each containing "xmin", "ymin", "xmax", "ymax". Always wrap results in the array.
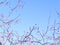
[
  {"xmin": 0, "ymin": 0, "xmax": 60, "ymax": 45},
  {"xmin": 19, "ymin": 0, "xmax": 60, "ymax": 34}
]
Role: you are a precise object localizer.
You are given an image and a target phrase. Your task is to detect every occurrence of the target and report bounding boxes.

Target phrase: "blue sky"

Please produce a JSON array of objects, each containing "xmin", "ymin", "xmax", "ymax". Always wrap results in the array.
[
  {"xmin": 0, "ymin": 0, "xmax": 60, "ymax": 45},
  {"xmin": 0, "ymin": 0, "xmax": 60, "ymax": 33},
  {"xmin": 20, "ymin": 0, "xmax": 60, "ymax": 33}
]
